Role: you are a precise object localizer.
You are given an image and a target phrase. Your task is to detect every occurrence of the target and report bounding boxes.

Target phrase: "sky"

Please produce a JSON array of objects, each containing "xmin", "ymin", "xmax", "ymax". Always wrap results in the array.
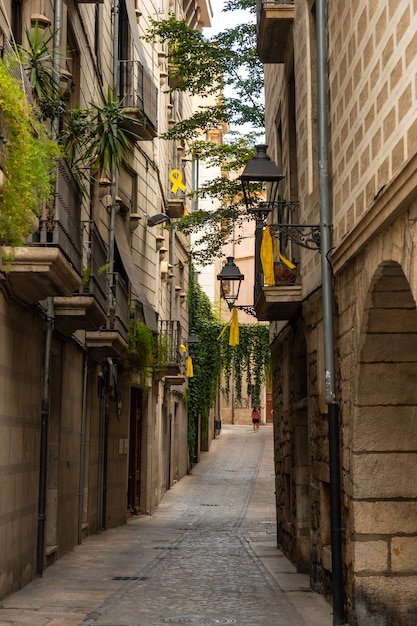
[{"xmin": 204, "ymin": 0, "xmax": 254, "ymax": 36}]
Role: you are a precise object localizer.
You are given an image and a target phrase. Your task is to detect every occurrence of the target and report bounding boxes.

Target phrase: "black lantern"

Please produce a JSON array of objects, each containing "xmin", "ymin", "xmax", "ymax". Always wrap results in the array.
[
  {"xmin": 186, "ymin": 329, "xmax": 199, "ymax": 355},
  {"xmin": 239, "ymin": 144, "xmax": 284, "ymax": 217},
  {"xmin": 217, "ymin": 257, "xmax": 244, "ymax": 311}
]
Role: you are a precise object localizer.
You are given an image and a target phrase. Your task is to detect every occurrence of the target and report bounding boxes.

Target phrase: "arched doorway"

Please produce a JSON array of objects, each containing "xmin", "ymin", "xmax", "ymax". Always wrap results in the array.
[{"xmin": 353, "ymin": 261, "xmax": 417, "ymax": 624}]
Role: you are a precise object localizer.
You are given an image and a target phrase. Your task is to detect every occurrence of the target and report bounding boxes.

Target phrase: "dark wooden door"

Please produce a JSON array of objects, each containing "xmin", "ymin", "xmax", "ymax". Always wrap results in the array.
[{"xmin": 128, "ymin": 388, "xmax": 142, "ymax": 514}]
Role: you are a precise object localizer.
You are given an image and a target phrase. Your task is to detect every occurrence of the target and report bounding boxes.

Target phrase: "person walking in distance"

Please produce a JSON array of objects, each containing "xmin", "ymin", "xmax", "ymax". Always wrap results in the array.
[{"xmin": 252, "ymin": 406, "xmax": 260, "ymax": 432}]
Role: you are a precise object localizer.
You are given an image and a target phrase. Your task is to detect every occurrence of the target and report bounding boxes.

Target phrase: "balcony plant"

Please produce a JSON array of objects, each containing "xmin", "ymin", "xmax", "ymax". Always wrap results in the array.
[
  {"xmin": 273, "ymin": 198, "xmax": 298, "ymax": 285},
  {"xmin": 15, "ymin": 22, "xmax": 65, "ymax": 122},
  {"xmin": 60, "ymin": 88, "xmax": 144, "ymax": 190},
  {"xmin": 0, "ymin": 58, "xmax": 60, "ymax": 245},
  {"xmin": 121, "ymin": 319, "xmax": 154, "ymax": 382}
]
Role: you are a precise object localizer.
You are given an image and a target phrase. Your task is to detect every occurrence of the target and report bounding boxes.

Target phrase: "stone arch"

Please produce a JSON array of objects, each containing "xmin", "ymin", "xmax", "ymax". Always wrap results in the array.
[{"xmin": 352, "ymin": 260, "xmax": 417, "ymax": 624}]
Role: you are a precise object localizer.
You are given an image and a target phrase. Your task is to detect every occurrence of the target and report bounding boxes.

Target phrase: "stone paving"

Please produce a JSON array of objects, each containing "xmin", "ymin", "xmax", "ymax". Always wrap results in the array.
[{"xmin": 0, "ymin": 425, "xmax": 334, "ymax": 626}]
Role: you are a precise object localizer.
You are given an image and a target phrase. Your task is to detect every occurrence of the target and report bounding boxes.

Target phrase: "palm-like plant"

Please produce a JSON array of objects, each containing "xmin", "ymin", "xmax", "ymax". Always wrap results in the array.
[
  {"xmin": 87, "ymin": 87, "xmax": 142, "ymax": 174},
  {"xmin": 60, "ymin": 88, "xmax": 143, "ymax": 190},
  {"xmin": 16, "ymin": 22, "xmax": 64, "ymax": 121}
]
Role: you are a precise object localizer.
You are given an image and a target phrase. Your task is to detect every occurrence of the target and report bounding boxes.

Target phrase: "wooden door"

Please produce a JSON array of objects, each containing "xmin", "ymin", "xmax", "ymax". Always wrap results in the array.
[{"xmin": 128, "ymin": 388, "xmax": 142, "ymax": 514}]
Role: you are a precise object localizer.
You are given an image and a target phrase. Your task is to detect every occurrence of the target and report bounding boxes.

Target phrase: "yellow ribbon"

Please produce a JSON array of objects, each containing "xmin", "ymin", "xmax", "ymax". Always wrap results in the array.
[
  {"xmin": 260, "ymin": 226, "xmax": 275, "ymax": 286},
  {"xmin": 273, "ymin": 238, "xmax": 296, "ymax": 269},
  {"xmin": 229, "ymin": 307, "xmax": 239, "ymax": 346},
  {"xmin": 186, "ymin": 356, "xmax": 193, "ymax": 377},
  {"xmin": 169, "ymin": 169, "xmax": 186, "ymax": 194},
  {"xmin": 217, "ymin": 308, "xmax": 239, "ymax": 346}
]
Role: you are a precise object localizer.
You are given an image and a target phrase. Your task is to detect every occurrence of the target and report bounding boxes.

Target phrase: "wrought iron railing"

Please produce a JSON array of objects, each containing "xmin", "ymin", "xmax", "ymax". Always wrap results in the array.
[
  {"xmin": 112, "ymin": 273, "xmax": 129, "ymax": 338},
  {"xmin": 118, "ymin": 59, "xmax": 158, "ymax": 131},
  {"xmin": 157, "ymin": 320, "xmax": 181, "ymax": 366},
  {"xmin": 30, "ymin": 159, "xmax": 82, "ymax": 274},
  {"xmin": 82, "ymin": 223, "xmax": 107, "ymax": 313}
]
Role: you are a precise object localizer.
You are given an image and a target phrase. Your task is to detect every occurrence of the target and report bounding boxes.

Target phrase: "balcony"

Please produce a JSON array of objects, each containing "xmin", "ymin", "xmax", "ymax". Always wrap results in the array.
[
  {"xmin": 85, "ymin": 273, "xmax": 129, "ymax": 361},
  {"xmin": 256, "ymin": 0, "xmax": 294, "ymax": 63},
  {"xmin": 154, "ymin": 320, "xmax": 185, "ymax": 383},
  {"xmin": 166, "ymin": 163, "xmax": 186, "ymax": 218},
  {"xmin": 53, "ymin": 224, "xmax": 108, "ymax": 335},
  {"xmin": 1, "ymin": 159, "xmax": 82, "ymax": 303},
  {"xmin": 118, "ymin": 60, "xmax": 158, "ymax": 141},
  {"xmin": 253, "ymin": 226, "xmax": 302, "ymax": 321}
]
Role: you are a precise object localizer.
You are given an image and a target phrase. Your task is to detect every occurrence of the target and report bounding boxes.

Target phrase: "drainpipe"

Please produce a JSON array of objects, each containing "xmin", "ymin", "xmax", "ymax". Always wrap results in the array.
[
  {"xmin": 316, "ymin": 1, "xmax": 345, "ymax": 623},
  {"xmin": 108, "ymin": 0, "xmax": 119, "ymax": 320},
  {"xmin": 36, "ymin": 0, "xmax": 63, "ymax": 575},
  {"xmin": 78, "ymin": 353, "xmax": 88, "ymax": 544},
  {"xmin": 37, "ymin": 297, "xmax": 54, "ymax": 575},
  {"xmin": 52, "ymin": 0, "xmax": 63, "ymax": 141}
]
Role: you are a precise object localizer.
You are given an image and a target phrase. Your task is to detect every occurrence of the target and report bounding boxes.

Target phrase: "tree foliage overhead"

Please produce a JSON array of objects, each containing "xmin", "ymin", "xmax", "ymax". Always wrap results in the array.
[{"xmin": 145, "ymin": 0, "xmax": 265, "ymax": 265}]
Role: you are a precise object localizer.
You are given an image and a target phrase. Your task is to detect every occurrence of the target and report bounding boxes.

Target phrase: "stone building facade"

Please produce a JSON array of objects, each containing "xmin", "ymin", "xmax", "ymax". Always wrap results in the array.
[
  {"xmin": 0, "ymin": 0, "xmax": 210, "ymax": 601},
  {"xmin": 257, "ymin": 1, "xmax": 417, "ymax": 624}
]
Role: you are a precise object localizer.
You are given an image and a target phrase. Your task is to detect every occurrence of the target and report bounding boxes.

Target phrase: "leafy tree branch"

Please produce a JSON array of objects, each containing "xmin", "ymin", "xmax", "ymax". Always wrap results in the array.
[{"xmin": 144, "ymin": 1, "xmax": 264, "ymax": 264}]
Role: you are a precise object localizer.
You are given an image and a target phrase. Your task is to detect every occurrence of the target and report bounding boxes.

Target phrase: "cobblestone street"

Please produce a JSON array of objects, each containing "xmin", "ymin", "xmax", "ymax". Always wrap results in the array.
[{"xmin": 0, "ymin": 425, "xmax": 333, "ymax": 626}]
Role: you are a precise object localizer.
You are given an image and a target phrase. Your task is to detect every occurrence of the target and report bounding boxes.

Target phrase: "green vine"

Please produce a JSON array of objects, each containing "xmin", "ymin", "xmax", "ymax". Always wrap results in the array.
[
  {"xmin": 0, "ymin": 58, "xmax": 60, "ymax": 245},
  {"xmin": 186, "ymin": 264, "xmax": 271, "ymax": 466},
  {"xmin": 219, "ymin": 322, "xmax": 270, "ymax": 408},
  {"xmin": 120, "ymin": 319, "xmax": 154, "ymax": 378}
]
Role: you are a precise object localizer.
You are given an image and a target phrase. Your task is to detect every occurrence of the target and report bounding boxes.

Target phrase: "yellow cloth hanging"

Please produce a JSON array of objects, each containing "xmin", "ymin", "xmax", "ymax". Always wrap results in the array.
[
  {"xmin": 217, "ymin": 308, "xmax": 239, "ymax": 346},
  {"xmin": 186, "ymin": 356, "xmax": 193, "ymax": 377},
  {"xmin": 260, "ymin": 226, "xmax": 275, "ymax": 285},
  {"xmin": 273, "ymin": 238, "xmax": 296, "ymax": 269},
  {"xmin": 229, "ymin": 307, "xmax": 239, "ymax": 346}
]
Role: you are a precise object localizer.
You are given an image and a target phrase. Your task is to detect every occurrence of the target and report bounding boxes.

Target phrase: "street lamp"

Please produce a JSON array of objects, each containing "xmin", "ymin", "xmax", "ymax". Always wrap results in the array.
[
  {"xmin": 217, "ymin": 257, "xmax": 257, "ymax": 317},
  {"xmin": 240, "ymin": 144, "xmax": 321, "ymax": 251},
  {"xmin": 186, "ymin": 329, "xmax": 199, "ymax": 355},
  {"xmin": 239, "ymin": 144, "xmax": 284, "ymax": 214},
  {"xmin": 217, "ymin": 257, "xmax": 244, "ymax": 309}
]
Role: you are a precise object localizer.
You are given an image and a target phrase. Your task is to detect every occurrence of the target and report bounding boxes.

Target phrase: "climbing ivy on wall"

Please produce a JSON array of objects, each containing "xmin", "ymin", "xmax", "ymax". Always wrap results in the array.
[{"xmin": 186, "ymin": 265, "xmax": 271, "ymax": 466}]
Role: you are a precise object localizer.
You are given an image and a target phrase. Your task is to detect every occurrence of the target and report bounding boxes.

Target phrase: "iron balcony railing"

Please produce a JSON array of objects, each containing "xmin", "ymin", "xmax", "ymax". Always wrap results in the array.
[
  {"xmin": 30, "ymin": 158, "xmax": 82, "ymax": 274},
  {"xmin": 112, "ymin": 273, "xmax": 129, "ymax": 339},
  {"xmin": 118, "ymin": 59, "xmax": 158, "ymax": 132},
  {"xmin": 157, "ymin": 320, "xmax": 182, "ymax": 367},
  {"xmin": 82, "ymin": 223, "xmax": 107, "ymax": 313}
]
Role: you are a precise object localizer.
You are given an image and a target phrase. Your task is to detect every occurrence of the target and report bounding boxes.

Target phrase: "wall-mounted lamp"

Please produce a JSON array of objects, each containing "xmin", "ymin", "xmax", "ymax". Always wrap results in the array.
[
  {"xmin": 217, "ymin": 257, "xmax": 257, "ymax": 317},
  {"xmin": 240, "ymin": 145, "xmax": 320, "ymax": 250},
  {"xmin": 239, "ymin": 144, "xmax": 284, "ymax": 218},
  {"xmin": 217, "ymin": 257, "xmax": 244, "ymax": 310},
  {"xmin": 147, "ymin": 213, "xmax": 170, "ymax": 227},
  {"xmin": 187, "ymin": 329, "xmax": 199, "ymax": 355}
]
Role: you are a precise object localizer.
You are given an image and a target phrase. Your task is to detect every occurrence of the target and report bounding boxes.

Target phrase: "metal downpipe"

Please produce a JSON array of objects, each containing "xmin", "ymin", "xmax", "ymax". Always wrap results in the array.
[
  {"xmin": 78, "ymin": 354, "xmax": 88, "ymax": 544},
  {"xmin": 37, "ymin": 0, "xmax": 62, "ymax": 573},
  {"xmin": 37, "ymin": 297, "xmax": 54, "ymax": 575},
  {"xmin": 316, "ymin": 0, "xmax": 345, "ymax": 623}
]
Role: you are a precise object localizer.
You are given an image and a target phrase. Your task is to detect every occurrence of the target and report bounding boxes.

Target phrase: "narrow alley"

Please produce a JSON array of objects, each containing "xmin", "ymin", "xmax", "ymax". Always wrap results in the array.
[{"xmin": 0, "ymin": 426, "xmax": 333, "ymax": 626}]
